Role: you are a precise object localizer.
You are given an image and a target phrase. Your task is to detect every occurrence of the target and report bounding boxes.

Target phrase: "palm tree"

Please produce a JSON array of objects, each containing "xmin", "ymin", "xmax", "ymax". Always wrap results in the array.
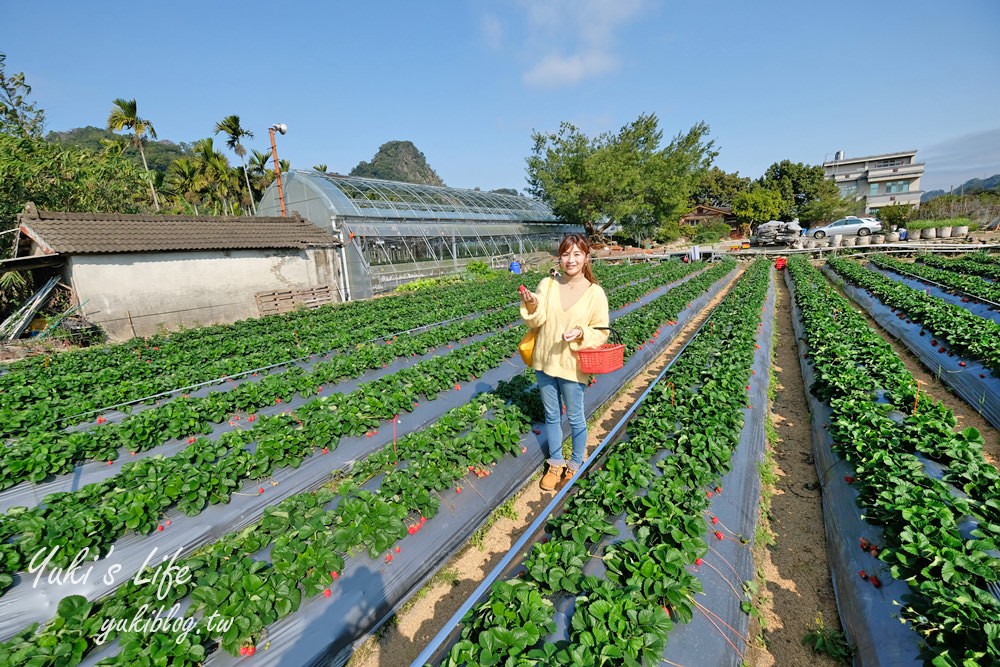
[
  {"xmin": 193, "ymin": 138, "xmax": 242, "ymax": 215},
  {"xmin": 247, "ymin": 149, "xmax": 273, "ymax": 196},
  {"xmin": 313, "ymin": 164, "xmax": 328, "ymax": 172},
  {"xmin": 166, "ymin": 158, "xmax": 202, "ymax": 214},
  {"xmin": 214, "ymin": 115, "xmax": 257, "ymax": 214},
  {"xmin": 107, "ymin": 98, "xmax": 161, "ymax": 211}
]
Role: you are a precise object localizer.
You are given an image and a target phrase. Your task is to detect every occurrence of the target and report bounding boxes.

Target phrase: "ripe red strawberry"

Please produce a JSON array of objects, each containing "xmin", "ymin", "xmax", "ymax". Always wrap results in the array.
[
  {"xmin": 714, "ymin": 531, "xmax": 724, "ymax": 541},
  {"xmin": 385, "ymin": 553, "xmax": 393, "ymax": 563},
  {"xmin": 456, "ymin": 487, "xmax": 462, "ymax": 494},
  {"xmin": 322, "ymin": 447, "xmax": 328, "ymax": 454},
  {"xmin": 240, "ymin": 646, "xmax": 248, "ymax": 656},
  {"xmin": 323, "ymin": 589, "xmax": 332, "ymax": 598},
  {"xmin": 859, "ymin": 570, "xmax": 868, "ymax": 580},
  {"xmin": 710, "ymin": 516, "xmax": 719, "ymax": 525},
  {"xmin": 96, "ymin": 416, "xmax": 107, "ymax": 424},
  {"xmin": 157, "ymin": 525, "xmax": 164, "ymax": 532},
  {"xmin": 258, "ymin": 487, "xmax": 264, "ymax": 494},
  {"xmin": 844, "ymin": 475, "xmax": 855, "ymax": 483},
  {"xmin": 165, "ymin": 519, "xmax": 171, "ymax": 526},
  {"xmin": 860, "ymin": 537, "xmax": 871, "ymax": 551},
  {"xmin": 938, "ymin": 347, "xmax": 946, "ymax": 353},
  {"xmin": 695, "ymin": 558, "xmax": 703, "ymax": 566},
  {"xmin": 715, "ymin": 486, "xmax": 722, "ymax": 494},
  {"xmin": 408, "ymin": 525, "xmax": 417, "ymax": 535},
  {"xmin": 246, "ymin": 645, "xmax": 256, "ymax": 656},
  {"xmin": 395, "ymin": 546, "xmax": 401, "ymax": 553},
  {"xmin": 869, "ymin": 575, "xmax": 881, "ymax": 588},
  {"xmin": 107, "ymin": 460, "xmax": 113, "ymax": 465},
  {"xmin": 275, "ymin": 397, "xmax": 282, "ymax": 404},
  {"xmin": 959, "ymin": 361, "xmax": 966, "ymax": 367},
  {"xmin": 533, "ymin": 427, "xmax": 541, "ymax": 435},
  {"xmin": 706, "ymin": 490, "xmax": 713, "ymax": 498},
  {"xmin": 931, "ymin": 340, "xmax": 938, "ymax": 346},
  {"xmin": 454, "ymin": 383, "xmax": 461, "ymax": 391},
  {"xmin": 330, "ymin": 571, "xmax": 339, "ymax": 579},
  {"xmin": 248, "ymin": 414, "xmax": 256, "ymax": 422}
]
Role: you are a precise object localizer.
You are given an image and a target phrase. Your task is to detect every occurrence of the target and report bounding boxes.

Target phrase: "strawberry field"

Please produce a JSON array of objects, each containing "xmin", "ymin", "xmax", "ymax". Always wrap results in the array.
[
  {"xmin": 0, "ymin": 258, "xmax": 744, "ymax": 666},
  {"xmin": 1, "ymin": 250, "xmax": 998, "ymax": 667}
]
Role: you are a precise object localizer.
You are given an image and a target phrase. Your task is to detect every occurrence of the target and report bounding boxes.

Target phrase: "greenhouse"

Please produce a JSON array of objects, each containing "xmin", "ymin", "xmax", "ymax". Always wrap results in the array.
[{"xmin": 256, "ymin": 171, "xmax": 577, "ymax": 298}]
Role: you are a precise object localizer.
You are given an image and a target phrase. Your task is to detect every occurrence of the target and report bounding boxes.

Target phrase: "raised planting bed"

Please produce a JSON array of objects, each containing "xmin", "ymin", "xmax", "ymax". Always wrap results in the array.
[
  {"xmin": 786, "ymin": 255, "xmax": 1000, "ymax": 666},
  {"xmin": 413, "ymin": 259, "xmax": 776, "ymax": 667},
  {"xmin": 824, "ymin": 257, "xmax": 1000, "ymax": 429}
]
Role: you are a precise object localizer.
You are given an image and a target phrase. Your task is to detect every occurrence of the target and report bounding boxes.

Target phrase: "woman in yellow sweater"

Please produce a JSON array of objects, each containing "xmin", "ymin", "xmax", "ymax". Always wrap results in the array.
[{"xmin": 519, "ymin": 234, "xmax": 609, "ymax": 491}]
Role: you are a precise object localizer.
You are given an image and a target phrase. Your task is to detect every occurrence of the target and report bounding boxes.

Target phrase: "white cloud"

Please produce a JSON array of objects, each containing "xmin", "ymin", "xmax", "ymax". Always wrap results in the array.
[
  {"xmin": 514, "ymin": 0, "xmax": 648, "ymax": 88},
  {"xmin": 920, "ymin": 128, "xmax": 1000, "ymax": 191},
  {"xmin": 523, "ymin": 52, "xmax": 617, "ymax": 87},
  {"xmin": 481, "ymin": 14, "xmax": 504, "ymax": 51}
]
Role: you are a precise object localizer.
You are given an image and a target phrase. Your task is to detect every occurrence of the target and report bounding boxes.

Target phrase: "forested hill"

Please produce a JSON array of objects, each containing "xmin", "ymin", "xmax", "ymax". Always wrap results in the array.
[
  {"xmin": 46, "ymin": 126, "xmax": 190, "ymax": 173},
  {"xmin": 922, "ymin": 173, "xmax": 1000, "ymax": 202},
  {"xmin": 349, "ymin": 140, "xmax": 445, "ymax": 186}
]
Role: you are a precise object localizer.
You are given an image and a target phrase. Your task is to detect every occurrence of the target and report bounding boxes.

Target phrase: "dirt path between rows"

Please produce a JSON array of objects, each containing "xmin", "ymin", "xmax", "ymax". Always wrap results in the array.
[
  {"xmin": 349, "ymin": 268, "xmax": 743, "ymax": 667},
  {"xmin": 747, "ymin": 273, "xmax": 842, "ymax": 667}
]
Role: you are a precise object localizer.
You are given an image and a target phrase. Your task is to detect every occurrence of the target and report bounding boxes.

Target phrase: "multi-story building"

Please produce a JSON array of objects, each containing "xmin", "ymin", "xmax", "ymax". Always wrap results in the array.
[{"xmin": 822, "ymin": 149, "xmax": 924, "ymax": 215}]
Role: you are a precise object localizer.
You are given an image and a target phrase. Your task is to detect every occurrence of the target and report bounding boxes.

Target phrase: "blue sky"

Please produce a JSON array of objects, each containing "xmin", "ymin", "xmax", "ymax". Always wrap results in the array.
[{"xmin": 4, "ymin": 0, "xmax": 999, "ymax": 194}]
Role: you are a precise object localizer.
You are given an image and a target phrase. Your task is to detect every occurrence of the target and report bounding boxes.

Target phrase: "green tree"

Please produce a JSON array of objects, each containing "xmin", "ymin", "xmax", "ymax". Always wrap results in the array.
[
  {"xmin": 214, "ymin": 115, "xmax": 256, "ymax": 214},
  {"xmin": 527, "ymin": 114, "xmax": 716, "ymax": 241},
  {"xmin": 192, "ymin": 138, "xmax": 241, "ymax": 215},
  {"xmin": 107, "ymin": 97, "xmax": 161, "ymax": 211},
  {"xmin": 312, "ymin": 164, "xmax": 328, "ymax": 172},
  {"xmin": 164, "ymin": 157, "xmax": 203, "ymax": 214},
  {"xmin": 689, "ymin": 167, "xmax": 751, "ymax": 209},
  {"xmin": 876, "ymin": 203, "xmax": 914, "ymax": 228},
  {"xmin": 731, "ymin": 186, "xmax": 784, "ymax": 227},
  {"xmin": 0, "ymin": 52, "xmax": 45, "ymax": 138},
  {"xmin": 757, "ymin": 160, "xmax": 846, "ymax": 223}
]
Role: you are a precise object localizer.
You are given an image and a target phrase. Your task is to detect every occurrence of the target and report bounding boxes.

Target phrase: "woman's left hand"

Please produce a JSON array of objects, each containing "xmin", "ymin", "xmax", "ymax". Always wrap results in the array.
[{"xmin": 562, "ymin": 327, "xmax": 583, "ymax": 342}]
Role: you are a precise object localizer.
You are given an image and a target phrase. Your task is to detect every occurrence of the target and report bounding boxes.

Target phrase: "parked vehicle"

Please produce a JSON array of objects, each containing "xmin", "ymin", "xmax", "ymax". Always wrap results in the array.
[{"xmin": 810, "ymin": 216, "xmax": 881, "ymax": 239}]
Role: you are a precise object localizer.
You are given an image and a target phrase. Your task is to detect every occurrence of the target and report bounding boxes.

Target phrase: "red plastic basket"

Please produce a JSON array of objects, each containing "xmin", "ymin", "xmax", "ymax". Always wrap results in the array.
[{"xmin": 578, "ymin": 326, "xmax": 624, "ymax": 374}]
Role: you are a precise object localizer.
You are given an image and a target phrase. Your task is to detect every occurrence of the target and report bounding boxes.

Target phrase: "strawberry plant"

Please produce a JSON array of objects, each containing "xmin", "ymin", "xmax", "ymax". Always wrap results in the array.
[{"xmin": 788, "ymin": 255, "xmax": 1000, "ymax": 665}]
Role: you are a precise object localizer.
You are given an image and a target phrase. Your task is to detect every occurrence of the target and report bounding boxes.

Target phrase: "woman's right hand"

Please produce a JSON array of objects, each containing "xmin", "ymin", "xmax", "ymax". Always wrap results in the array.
[{"xmin": 519, "ymin": 285, "xmax": 537, "ymax": 312}]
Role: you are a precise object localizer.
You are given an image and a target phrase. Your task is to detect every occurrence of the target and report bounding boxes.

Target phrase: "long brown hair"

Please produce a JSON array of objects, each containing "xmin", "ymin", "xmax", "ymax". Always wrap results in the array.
[{"xmin": 558, "ymin": 233, "xmax": 598, "ymax": 284}]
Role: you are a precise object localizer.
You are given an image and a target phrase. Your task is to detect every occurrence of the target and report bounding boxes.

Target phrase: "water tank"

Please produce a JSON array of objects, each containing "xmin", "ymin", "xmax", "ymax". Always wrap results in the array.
[{"xmin": 834, "ymin": 150, "xmax": 844, "ymax": 161}]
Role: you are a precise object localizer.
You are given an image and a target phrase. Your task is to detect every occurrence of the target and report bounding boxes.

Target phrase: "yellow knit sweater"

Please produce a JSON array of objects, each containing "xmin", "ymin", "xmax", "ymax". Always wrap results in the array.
[{"xmin": 520, "ymin": 276, "xmax": 610, "ymax": 384}]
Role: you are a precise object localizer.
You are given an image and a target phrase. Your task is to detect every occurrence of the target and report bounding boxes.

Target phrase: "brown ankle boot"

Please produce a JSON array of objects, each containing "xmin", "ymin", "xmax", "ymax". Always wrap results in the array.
[
  {"xmin": 557, "ymin": 467, "xmax": 576, "ymax": 491},
  {"xmin": 540, "ymin": 464, "xmax": 566, "ymax": 491}
]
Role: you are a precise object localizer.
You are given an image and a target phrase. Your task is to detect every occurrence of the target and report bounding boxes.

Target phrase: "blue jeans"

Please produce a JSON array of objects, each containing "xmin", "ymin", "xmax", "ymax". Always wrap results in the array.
[{"xmin": 535, "ymin": 370, "xmax": 587, "ymax": 470}]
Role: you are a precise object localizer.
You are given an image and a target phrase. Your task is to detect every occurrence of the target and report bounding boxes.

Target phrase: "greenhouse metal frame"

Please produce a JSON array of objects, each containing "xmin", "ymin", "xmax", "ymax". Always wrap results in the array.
[{"xmin": 257, "ymin": 171, "xmax": 578, "ymax": 298}]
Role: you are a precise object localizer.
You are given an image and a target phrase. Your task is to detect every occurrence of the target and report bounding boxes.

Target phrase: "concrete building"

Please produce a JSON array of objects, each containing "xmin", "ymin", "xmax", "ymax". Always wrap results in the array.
[
  {"xmin": 1, "ymin": 204, "xmax": 343, "ymax": 340},
  {"xmin": 822, "ymin": 150, "xmax": 924, "ymax": 215}
]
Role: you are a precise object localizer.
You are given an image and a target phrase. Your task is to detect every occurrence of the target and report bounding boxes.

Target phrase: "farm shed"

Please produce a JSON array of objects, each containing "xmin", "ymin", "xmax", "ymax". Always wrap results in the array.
[
  {"xmin": 2, "ymin": 204, "xmax": 343, "ymax": 340},
  {"xmin": 256, "ymin": 171, "xmax": 580, "ymax": 297}
]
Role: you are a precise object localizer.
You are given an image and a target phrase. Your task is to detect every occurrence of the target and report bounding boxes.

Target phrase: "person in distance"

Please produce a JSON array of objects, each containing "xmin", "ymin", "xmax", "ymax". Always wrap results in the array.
[{"xmin": 519, "ymin": 234, "xmax": 609, "ymax": 492}]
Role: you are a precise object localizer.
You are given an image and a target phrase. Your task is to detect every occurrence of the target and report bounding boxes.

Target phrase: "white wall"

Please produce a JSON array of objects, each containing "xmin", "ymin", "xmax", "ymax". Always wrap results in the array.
[{"xmin": 69, "ymin": 248, "xmax": 341, "ymax": 340}]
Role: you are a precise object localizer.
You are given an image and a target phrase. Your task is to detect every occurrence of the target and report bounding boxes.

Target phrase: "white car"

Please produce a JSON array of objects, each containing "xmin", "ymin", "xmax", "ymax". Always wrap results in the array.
[{"xmin": 809, "ymin": 216, "xmax": 881, "ymax": 239}]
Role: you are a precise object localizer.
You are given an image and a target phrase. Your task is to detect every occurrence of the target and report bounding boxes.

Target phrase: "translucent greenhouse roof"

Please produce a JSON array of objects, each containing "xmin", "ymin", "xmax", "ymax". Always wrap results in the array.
[{"xmin": 287, "ymin": 171, "xmax": 557, "ymax": 222}]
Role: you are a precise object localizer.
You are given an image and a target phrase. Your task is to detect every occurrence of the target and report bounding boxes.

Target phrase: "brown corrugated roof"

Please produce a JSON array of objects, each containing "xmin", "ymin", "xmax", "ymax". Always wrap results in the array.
[{"xmin": 16, "ymin": 205, "xmax": 340, "ymax": 254}]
